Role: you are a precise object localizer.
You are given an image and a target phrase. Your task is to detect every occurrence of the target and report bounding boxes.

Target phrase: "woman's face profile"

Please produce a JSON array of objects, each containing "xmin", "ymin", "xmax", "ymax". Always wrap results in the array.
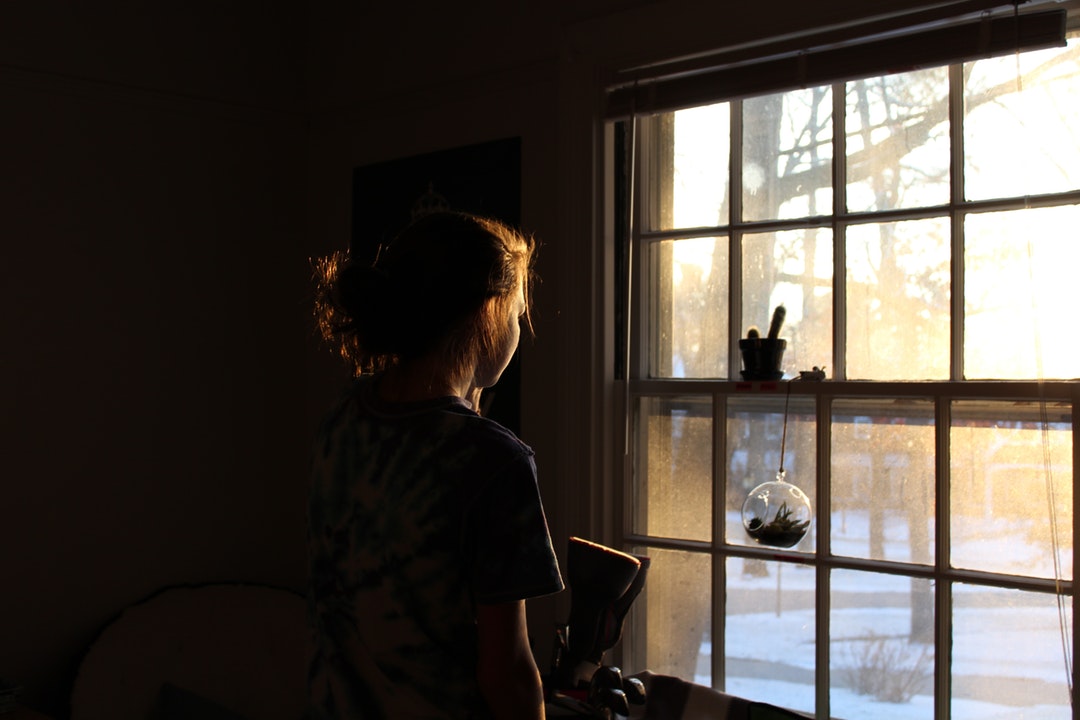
[{"xmin": 476, "ymin": 281, "xmax": 525, "ymax": 389}]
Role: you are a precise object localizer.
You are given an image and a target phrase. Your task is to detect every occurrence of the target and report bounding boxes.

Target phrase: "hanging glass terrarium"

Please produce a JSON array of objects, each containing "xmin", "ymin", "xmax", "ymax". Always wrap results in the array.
[
  {"xmin": 740, "ymin": 366, "xmax": 812, "ymax": 548},
  {"xmin": 742, "ymin": 470, "xmax": 811, "ymax": 548}
]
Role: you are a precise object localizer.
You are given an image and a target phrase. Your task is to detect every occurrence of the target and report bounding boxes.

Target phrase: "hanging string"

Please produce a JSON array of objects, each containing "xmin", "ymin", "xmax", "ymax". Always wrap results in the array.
[
  {"xmin": 742, "ymin": 376, "xmax": 810, "ymax": 549},
  {"xmin": 1011, "ymin": 8, "xmax": 1072, "ymax": 695},
  {"xmin": 1037, "ymin": 382, "xmax": 1072, "ymax": 701},
  {"xmin": 778, "ymin": 379, "xmax": 792, "ymax": 476},
  {"xmin": 1026, "ymin": 232, "xmax": 1073, "ymax": 699}
]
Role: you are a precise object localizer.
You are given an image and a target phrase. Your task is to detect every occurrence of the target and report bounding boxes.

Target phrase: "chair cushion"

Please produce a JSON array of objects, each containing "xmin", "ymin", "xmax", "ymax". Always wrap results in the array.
[{"xmin": 71, "ymin": 584, "xmax": 307, "ymax": 720}]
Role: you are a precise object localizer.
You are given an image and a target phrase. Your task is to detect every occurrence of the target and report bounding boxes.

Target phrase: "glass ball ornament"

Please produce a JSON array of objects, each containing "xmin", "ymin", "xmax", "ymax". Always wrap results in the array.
[{"xmin": 741, "ymin": 471, "xmax": 812, "ymax": 548}]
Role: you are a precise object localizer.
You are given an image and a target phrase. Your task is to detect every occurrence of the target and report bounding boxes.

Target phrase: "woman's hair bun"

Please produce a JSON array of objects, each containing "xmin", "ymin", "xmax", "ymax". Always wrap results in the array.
[
  {"xmin": 314, "ymin": 210, "xmax": 534, "ymax": 374},
  {"xmin": 337, "ymin": 262, "xmax": 391, "ymax": 316},
  {"xmin": 335, "ymin": 261, "xmax": 401, "ymax": 353}
]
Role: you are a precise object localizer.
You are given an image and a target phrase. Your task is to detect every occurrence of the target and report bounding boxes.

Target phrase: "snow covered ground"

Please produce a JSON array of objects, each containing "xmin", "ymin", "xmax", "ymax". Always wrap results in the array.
[{"xmin": 676, "ymin": 511, "xmax": 1073, "ymax": 718}]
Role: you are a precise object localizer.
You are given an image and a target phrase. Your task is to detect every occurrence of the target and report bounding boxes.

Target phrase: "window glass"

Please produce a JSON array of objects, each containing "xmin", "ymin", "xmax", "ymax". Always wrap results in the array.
[
  {"xmin": 725, "ymin": 556, "xmax": 816, "ymax": 714},
  {"xmin": 846, "ymin": 67, "xmax": 950, "ymax": 212},
  {"xmin": 649, "ymin": 237, "xmax": 729, "ymax": 378},
  {"xmin": 660, "ymin": 103, "xmax": 731, "ymax": 230},
  {"xmin": 634, "ymin": 396, "xmax": 713, "ymax": 541},
  {"xmin": 950, "ymin": 400, "xmax": 1073, "ymax": 579},
  {"xmin": 831, "ymin": 399, "xmax": 935, "ymax": 564},
  {"xmin": 741, "ymin": 228, "xmax": 833, "ymax": 376},
  {"xmin": 846, "ymin": 217, "xmax": 950, "ymax": 380},
  {"xmin": 951, "ymin": 584, "xmax": 1073, "ymax": 719},
  {"xmin": 743, "ymin": 86, "xmax": 833, "ymax": 222},
  {"xmin": 964, "ymin": 36, "xmax": 1080, "ymax": 201},
  {"xmin": 964, "ymin": 205, "xmax": 1080, "ymax": 380},
  {"xmin": 831, "ymin": 569, "xmax": 934, "ymax": 716},
  {"xmin": 630, "ymin": 546, "xmax": 712, "ymax": 682}
]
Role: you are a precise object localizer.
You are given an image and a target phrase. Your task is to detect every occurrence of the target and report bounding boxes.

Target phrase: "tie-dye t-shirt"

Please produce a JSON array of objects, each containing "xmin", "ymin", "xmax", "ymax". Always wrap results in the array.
[{"xmin": 307, "ymin": 376, "xmax": 564, "ymax": 720}]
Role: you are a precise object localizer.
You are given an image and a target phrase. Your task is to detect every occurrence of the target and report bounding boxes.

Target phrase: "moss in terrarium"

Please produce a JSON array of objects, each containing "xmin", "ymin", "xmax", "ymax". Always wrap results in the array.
[{"xmin": 746, "ymin": 501, "xmax": 810, "ymax": 548}]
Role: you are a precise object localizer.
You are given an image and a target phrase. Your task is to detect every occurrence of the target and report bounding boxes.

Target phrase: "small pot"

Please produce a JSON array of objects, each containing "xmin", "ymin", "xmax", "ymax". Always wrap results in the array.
[{"xmin": 738, "ymin": 338, "xmax": 786, "ymax": 381}]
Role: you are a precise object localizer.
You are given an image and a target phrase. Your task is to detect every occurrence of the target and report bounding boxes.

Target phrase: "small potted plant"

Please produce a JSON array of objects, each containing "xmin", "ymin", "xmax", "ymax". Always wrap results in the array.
[{"xmin": 739, "ymin": 305, "xmax": 787, "ymax": 380}]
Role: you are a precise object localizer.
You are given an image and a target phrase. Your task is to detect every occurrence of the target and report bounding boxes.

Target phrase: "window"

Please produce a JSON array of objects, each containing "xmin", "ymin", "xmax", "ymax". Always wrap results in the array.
[{"xmin": 610, "ymin": 13, "xmax": 1079, "ymax": 719}]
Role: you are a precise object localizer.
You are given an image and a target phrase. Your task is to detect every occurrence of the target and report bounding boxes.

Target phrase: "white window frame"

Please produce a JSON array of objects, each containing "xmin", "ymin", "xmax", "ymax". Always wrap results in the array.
[{"xmin": 604, "ymin": 7, "xmax": 1080, "ymax": 718}]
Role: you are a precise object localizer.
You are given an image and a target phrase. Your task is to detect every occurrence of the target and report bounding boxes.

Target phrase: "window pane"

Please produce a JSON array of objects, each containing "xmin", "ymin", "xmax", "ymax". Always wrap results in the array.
[
  {"xmin": 727, "ymin": 395, "xmax": 816, "ymax": 550},
  {"xmin": 725, "ymin": 557, "xmax": 815, "ymax": 714},
  {"xmin": 831, "ymin": 399, "xmax": 935, "ymax": 564},
  {"xmin": 950, "ymin": 400, "xmax": 1073, "ymax": 579},
  {"xmin": 964, "ymin": 35, "xmax": 1080, "ymax": 201},
  {"xmin": 846, "ymin": 67, "xmax": 951, "ymax": 213},
  {"xmin": 846, "ymin": 217, "xmax": 950, "ymax": 380},
  {"xmin": 964, "ymin": 205, "xmax": 1080, "ymax": 379},
  {"xmin": 653, "ymin": 103, "xmax": 731, "ymax": 231},
  {"xmin": 742, "ymin": 228, "xmax": 833, "ymax": 378},
  {"xmin": 952, "ymin": 584, "xmax": 1072, "ymax": 719},
  {"xmin": 649, "ymin": 237, "xmax": 729, "ymax": 378},
  {"xmin": 634, "ymin": 396, "xmax": 713, "ymax": 541},
  {"xmin": 743, "ymin": 87, "xmax": 833, "ymax": 222},
  {"xmin": 831, "ymin": 569, "xmax": 934, "ymax": 717},
  {"xmin": 629, "ymin": 546, "xmax": 712, "ymax": 683}
]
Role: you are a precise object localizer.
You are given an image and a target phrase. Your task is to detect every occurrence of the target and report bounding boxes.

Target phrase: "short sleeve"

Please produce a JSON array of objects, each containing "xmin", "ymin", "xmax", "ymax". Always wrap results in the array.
[{"xmin": 467, "ymin": 452, "xmax": 564, "ymax": 605}]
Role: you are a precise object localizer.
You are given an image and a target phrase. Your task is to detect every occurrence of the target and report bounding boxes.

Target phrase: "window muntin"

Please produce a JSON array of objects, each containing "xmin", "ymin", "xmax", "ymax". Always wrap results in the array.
[{"xmin": 619, "ymin": 30, "xmax": 1078, "ymax": 720}]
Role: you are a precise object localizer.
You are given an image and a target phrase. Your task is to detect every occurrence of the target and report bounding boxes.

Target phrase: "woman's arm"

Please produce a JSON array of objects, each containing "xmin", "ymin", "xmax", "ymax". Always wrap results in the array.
[{"xmin": 476, "ymin": 600, "xmax": 546, "ymax": 720}]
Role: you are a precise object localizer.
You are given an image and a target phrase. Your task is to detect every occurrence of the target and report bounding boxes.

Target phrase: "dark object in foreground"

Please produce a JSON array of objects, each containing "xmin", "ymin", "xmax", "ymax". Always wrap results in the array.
[{"xmin": 548, "ymin": 537, "xmax": 650, "ymax": 716}]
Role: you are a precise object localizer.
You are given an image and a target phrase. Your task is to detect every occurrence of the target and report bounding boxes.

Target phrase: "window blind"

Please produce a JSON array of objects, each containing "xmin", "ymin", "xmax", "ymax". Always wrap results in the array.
[{"xmin": 605, "ymin": 3, "xmax": 1068, "ymax": 118}]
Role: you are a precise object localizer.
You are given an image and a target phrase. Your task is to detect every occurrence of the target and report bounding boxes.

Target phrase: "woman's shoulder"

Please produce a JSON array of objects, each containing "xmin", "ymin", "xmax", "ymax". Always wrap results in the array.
[
  {"xmin": 459, "ymin": 411, "xmax": 533, "ymax": 457},
  {"xmin": 330, "ymin": 377, "xmax": 529, "ymax": 448}
]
